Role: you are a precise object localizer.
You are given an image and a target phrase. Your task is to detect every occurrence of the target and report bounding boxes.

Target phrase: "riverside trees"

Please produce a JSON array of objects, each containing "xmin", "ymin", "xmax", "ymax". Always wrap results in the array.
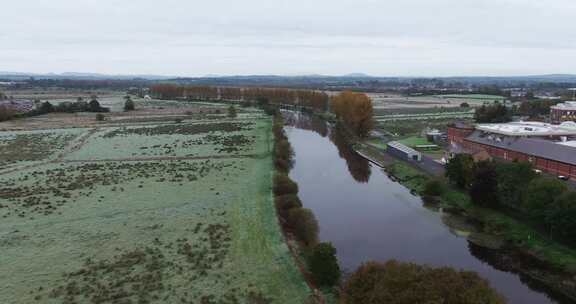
[
  {"xmin": 445, "ymin": 156, "xmax": 576, "ymax": 246},
  {"xmin": 342, "ymin": 261, "xmax": 505, "ymax": 304}
]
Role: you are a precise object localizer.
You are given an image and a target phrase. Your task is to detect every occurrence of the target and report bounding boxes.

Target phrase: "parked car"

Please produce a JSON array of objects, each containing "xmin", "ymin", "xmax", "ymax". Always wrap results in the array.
[{"xmin": 558, "ymin": 175, "xmax": 569, "ymax": 181}]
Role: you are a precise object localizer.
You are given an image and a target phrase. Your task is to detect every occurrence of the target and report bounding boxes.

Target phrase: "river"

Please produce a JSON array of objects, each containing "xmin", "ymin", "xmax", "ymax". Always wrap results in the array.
[{"xmin": 283, "ymin": 111, "xmax": 568, "ymax": 304}]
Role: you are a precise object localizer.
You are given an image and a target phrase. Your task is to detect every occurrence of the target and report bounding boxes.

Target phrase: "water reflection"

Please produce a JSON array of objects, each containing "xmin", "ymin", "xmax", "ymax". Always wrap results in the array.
[
  {"xmin": 282, "ymin": 110, "xmax": 371, "ymax": 183},
  {"xmin": 283, "ymin": 111, "xmax": 566, "ymax": 304}
]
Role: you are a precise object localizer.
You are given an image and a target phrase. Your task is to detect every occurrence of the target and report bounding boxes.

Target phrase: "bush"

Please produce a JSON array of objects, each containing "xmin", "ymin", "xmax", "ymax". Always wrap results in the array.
[
  {"xmin": 274, "ymin": 139, "xmax": 293, "ymax": 172},
  {"xmin": 495, "ymin": 161, "xmax": 537, "ymax": 209},
  {"xmin": 95, "ymin": 113, "xmax": 105, "ymax": 121},
  {"xmin": 0, "ymin": 106, "xmax": 15, "ymax": 122},
  {"xmin": 423, "ymin": 179, "xmax": 445, "ymax": 196},
  {"xmin": 227, "ymin": 105, "xmax": 237, "ymax": 118},
  {"xmin": 38, "ymin": 101, "xmax": 55, "ymax": 114},
  {"xmin": 445, "ymin": 154, "xmax": 475, "ymax": 189},
  {"xmin": 308, "ymin": 242, "xmax": 340, "ymax": 287},
  {"xmin": 342, "ymin": 261, "xmax": 505, "ymax": 304},
  {"xmin": 460, "ymin": 102, "xmax": 470, "ymax": 108},
  {"xmin": 274, "ymin": 173, "xmax": 298, "ymax": 195},
  {"xmin": 124, "ymin": 99, "xmax": 135, "ymax": 111},
  {"xmin": 469, "ymin": 161, "xmax": 499, "ymax": 208},
  {"xmin": 275, "ymin": 194, "xmax": 302, "ymax": 211},
  {"xmin": 547, "ymin": 191, "xmax": 576, "ymax": 245},
  {"xmin": 523, "ymin": 178, "xmax": 567, "ymax": 220},
  {"xmin": 88, "ymin": 99, "xmax": 102, "ymax": 112},
  {"xmin": 288, "ymin": 208, "xmax": 319, "ymax": 246}
]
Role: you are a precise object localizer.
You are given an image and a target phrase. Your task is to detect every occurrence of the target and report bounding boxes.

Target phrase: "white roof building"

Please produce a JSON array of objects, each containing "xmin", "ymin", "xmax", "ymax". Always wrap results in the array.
[{"xmin": 475, "ymin": 121, "xmax": 576, "ymax": 137}]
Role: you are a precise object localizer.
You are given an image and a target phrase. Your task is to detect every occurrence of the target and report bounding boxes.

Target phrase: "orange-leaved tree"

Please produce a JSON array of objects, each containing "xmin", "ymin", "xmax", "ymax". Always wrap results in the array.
[{"xmin": 331, "ymin": 91, "xmax": 374, "ymax": 138}]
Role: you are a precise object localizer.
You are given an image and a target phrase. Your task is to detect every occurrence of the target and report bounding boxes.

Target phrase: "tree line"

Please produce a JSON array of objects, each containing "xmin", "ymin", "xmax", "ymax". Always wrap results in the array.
[
  {"xmin": 444, "ymin": 155, "xmax": 576, "ymax": 247},
  {"xmin": 150, "ymin": 84, "xmax": 330, "ymax": 111}
]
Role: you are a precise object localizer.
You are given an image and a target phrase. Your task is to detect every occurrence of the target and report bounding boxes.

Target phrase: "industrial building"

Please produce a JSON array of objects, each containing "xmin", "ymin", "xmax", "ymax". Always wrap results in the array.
[
  {"xmin": 387, "ymin": 141, "xmax": 422, "ymax": 162},
  {"xmin": 448, "ymin": 121, "xmax": 576, "ymax": 180}
]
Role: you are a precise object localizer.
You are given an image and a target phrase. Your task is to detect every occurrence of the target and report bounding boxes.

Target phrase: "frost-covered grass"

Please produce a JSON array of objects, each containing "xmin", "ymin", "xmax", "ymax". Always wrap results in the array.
[
  {"xmin": 0, "ymin": 128, "xmax": 87, "ymax": 171},
  {"xmin": 0, "ymin": 117, "xmax": 310, "ymax": 303},
  {"xmin": 65, "ymin": 120, "xmax": 272, "ymax": 161}
]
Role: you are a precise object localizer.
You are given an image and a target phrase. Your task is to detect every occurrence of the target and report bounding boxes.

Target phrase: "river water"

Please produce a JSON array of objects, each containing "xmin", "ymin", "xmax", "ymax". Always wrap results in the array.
[{"xmin": 283, "ymin": 111, "xmax": 567, "ymax": 304}]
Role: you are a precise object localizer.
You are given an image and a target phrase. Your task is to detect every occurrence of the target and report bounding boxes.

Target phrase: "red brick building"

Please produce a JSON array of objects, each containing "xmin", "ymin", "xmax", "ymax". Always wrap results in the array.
[
  {"xmin": 551, "ymin": 101, "xmax": 576, "ymax": 124},
  {"xmin": 448, "ymin": 122, "xmax": 576, "ymax": 180}
]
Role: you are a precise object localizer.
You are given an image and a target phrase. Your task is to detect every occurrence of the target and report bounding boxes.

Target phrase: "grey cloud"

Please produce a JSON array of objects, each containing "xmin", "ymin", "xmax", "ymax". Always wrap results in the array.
[{"xmin": 1, "ymin": 0, "xmax": 575, "ymax": 76}]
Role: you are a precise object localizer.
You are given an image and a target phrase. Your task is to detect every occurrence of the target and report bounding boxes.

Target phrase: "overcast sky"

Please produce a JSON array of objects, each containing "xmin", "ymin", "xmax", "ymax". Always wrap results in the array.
[{"xmin": 1, "ymin": 0, "xmax": 575, "ymax": 77}]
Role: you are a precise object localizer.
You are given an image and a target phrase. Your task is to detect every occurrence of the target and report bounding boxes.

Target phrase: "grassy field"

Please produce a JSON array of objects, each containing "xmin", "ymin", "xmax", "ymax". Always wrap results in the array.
[
  {"xmin": 0, "ymin": 128, "xmax": 88, "ymax": 171},
  {"xmin": 0, "ymin": 110, "xmax": 310, "ymax": 303},
  {"xmin": 397, "ymin": 136, "xmax": 433, "ymax": 147}
]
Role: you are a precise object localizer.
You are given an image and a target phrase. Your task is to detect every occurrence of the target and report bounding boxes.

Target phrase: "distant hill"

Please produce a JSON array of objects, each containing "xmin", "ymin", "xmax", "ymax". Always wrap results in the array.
[
  {"xmin": 0, "ymin": 71, "xmax": 176, "ymax": 81},
  {"xmin": 1, "ymin": 71, "xmax": 575, "ymax": 83}
]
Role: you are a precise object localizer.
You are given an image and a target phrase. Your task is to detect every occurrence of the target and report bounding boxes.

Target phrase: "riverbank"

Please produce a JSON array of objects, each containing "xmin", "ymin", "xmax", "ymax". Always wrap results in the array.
[
  {"xmin": 376, "ymin": 157, "xmax": 576, "ymax": 302},
  {"xmin": 290, "ymin": 107, "xmax": 576, "ymax": 302}
]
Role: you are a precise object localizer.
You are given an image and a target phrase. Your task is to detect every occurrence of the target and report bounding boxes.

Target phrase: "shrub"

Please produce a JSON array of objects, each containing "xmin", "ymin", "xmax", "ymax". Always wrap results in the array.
[
  {"xmin": 0, "ymin": 105, "xmax": 15, "ymax": 122},
  {"xmin": 342, "ymin": 261, "xmax": 505, "ymax": 304},
  {"xmin": 275, "ymin": 194, "xmax": 302, "ymax": 213},
  {"xmin": 445, "ymin": 154, "xmax": 475, "ymax": 189},
  {"xmin": 495, "ymin": 161, "xmax": 537, "ymax": 209},
  {"xmin": 88, "ymin": 99, "xmax": 102, "ymax": 112},
  {"xmin": 422, "ymin": 179, "xmax": 445, "ymax": 196},
  {"xmin": 469, "ymin": 161, "xmax": 499, "ymax": 208},
  {"xmin": 274, "ymin": 173, "xmax": 298, "ymax": 195},
  {"xmin": 95, "ymin": 113, "xmax": 105, "ymax": 121},
  {"xmin": 227, "ymin": 105, "xmax": 237, "ymax": 118},
  {"xmin": 274, "ymin": 139, "xmax": 293, "ymax": 172},
  {"xmin": 124, "ymin": 99, "xmax": 135, "ymax": 111},
  {"xmin": 460, "ymin": 102, "xmax": 470, "ymax": 108},
  {"xmin": 288, "ymin": 208, "xmax": 319, "ymax": 246},
  {"xmin": 523, "ymin": 178, "xmax": 567, "ymax": 220},
  {"xmin": 308, "ymin": 242, "xmax": 340, "ymax": 286},
  {"xmin": 38, "ymin": 101, "xmax": 55, "ymax": 114},
  {"xmin": 547, "ymin": 191, "xmax": 576, "ymax": 245}
]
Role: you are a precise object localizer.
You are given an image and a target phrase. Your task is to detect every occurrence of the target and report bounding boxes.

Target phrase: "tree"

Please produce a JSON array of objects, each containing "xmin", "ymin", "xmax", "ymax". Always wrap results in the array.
[
  {"xmin": 227, "ymin": 105, "xmax": 237, "ymax": 118},
  {"xmin": 474, "ymin": 103, "xmax": 511, "ymax": 123},
  {"xmin": 0, "ymin": 105, "xmax": 15, "ymax": 122},
  {"xmin": 342, "ymin": 261, "xmax": 505, "ymax": 304},
  {"xmin": 469, "ymin": 161, "xmax": 499, "ymax": 208},
  {"xmin": 460, "ymin": 102, "xmax": 470, "ymax": 108},
  {"xmin": 308, "ymin": 242, "xmax": 340, "ymax": 286},
  {"xmin": 88, "ymin": 98, "xmax": 102, "ymax": 112},
  {"xmin": 331, "ymin": 91, "xmax": 374, "ymax": 138},
  {"xmin": 274, "ymin": 173, "xmax": 298, "ymax": 195},
  {"xmin": 547, "ymin": 192, "xmax": 576, "ymax": 245},
  {"xmin": 124, "ymin": 96, "xmax": 135, "ymax": 111},
  {"xmin": 288, "ymin": 208, "xmax": 319, "ymax": 246},
  {"xmin": 445, "ymin": 154, "xmax": 475, "ymax": 189},
  {"xmin": 275, "ymin": 194, "xmax": 302, "ymax": 213},
  {"xmin": 423, "ymin": 179, "xmax": 445, "ymax": 197},
  {"xmin": 523, "ymin": 178, "xmax": 567, "ymax": 220},
  {"xmin": 495, "ymin": 162, "xmax": 536, "ymax": 209},
  {"xmin": 95, "ymin": 113, "xmax": 105, "ymax": 121},
  {"xmin": 38, "ymin": 101, "xmax": 55, "ymax": 114}
]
